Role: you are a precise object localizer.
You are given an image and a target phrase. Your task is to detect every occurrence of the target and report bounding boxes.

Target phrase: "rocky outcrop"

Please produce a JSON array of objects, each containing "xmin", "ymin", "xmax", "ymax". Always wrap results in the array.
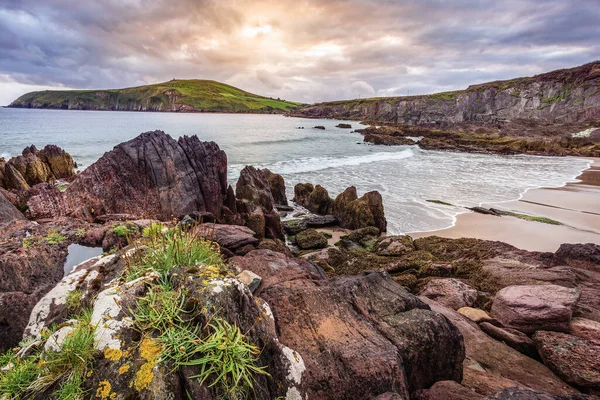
[
  {"xmin": 490, "ymin": 285, "xmax": 581, "ymax": 334},
  {"xmin": 419, "ymin": 278, "xmax": 478, "ymax": 310},
  {"xmin": 61, "ymin": 131, "xmax": 232, "ymax": 221},
  {"xmin": 0, "ymin": 145, "xmax": 75, "ymax": 191},
  {"xmin": 333, "ymin": 186, "xmax": 387, "ymax": 231},
  {"xmin": 262, "ymin": 168, "xmax": 288, "ymax": 206},
  {"xmin": 295, "ymin": 61, "xmax": 600, "ymax": 126},
  {"xmin": 235, "ymin": 166, "xmax": 283, "ymax": 239},
  {"xmin": 295, "ymin": 228, "xmax": 328, "ymax": 250},
  {"xmin": 0, "ymin": 191, "xmax": 25, "ymax": 223},
  {"xmin": 364, "ymin": 134, "xmax": 416, "ymax": 146},
  {"xmin": 293, "ymin": 183, "xmax": 332, "ymax": 214}
]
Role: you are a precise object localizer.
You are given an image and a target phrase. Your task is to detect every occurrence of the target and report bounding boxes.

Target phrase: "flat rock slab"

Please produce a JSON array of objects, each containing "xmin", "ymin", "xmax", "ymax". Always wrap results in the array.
[
  {"xmin": 533, "ymin": 330, "xmax": 600, "ymax": 390},
  {"xmin": 419, "ymin": 278, "xmax": 478, "ymax": 310},
  {"xmin": 479, "ymin": 322, "xmax": 537, "ymax": 358},
  {"xmin": 490, "ymin": 285, "xmax": 580, "ymax": 334}
]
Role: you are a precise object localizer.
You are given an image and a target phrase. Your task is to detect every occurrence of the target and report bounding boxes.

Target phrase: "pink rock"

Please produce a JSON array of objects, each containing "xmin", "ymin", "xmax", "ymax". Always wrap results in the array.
[
  {"xmin": 569, "ymin": 317, "xmax": 600, "ymax": 341},
  {"xmin": 490, "ymin": 285, "xmax": 580, "ymax": 334},
  {"xmin": 419, "ymin": 278, "xmax": 478, "ymax": 310}
]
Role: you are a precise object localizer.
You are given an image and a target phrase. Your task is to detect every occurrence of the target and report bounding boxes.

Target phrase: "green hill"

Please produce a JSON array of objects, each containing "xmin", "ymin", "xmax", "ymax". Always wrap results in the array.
[{"xmin": 9, "ymin": 80, "xmax": 301, "ymax": 113}]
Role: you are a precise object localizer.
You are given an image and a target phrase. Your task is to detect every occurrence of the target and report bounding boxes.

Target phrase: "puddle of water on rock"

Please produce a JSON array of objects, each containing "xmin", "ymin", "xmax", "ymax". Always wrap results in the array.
[{"xmin": 64, "ymin": 244, "xmax": 103, "ymax": 275}]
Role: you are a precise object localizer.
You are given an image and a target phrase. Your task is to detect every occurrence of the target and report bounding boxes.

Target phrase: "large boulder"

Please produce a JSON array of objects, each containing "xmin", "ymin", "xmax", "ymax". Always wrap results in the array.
[
  {"xmin": 422, "ymin": 297, "xmax": 577, "ymax": 396},
  {"xmin": 63, "ymin": 131, "xmax": 232, "ymax": 221},
  {"xmin": 416, "ymin": 380, "xmax": 483, "ymax": 400},
  {"xmin": 262, "ymin": 168, "xmax": 288, "ymax": 206},
  {"xmin": 419, "ymin": 278, "xmax": 478, "ymax": 310},
  {"xmin": 490, "ymin": 285, "xmax": 581, "ymax": 334},
  {"xmin": 233, "ymin": 250, "xmax": 465, "ymax": 398},
  {"xmin": 533, "ymin": 331, "xmax": 600, "ymax": 390},
  {"xmin": 333, "ymin": 186, "xmax": 387, "ymax": 232},
  {"xmin": 235, "ymin": 166, "xmax": 283, "ymax": 239},
  {"xmin": 295, "ymin": 228, "xmax": 328, "ymax": 250},
  {"xmin": 293, "ymin": 183, "xmax": 332, "ymax": 214},
  {"xmin": 38, "ymin": 144, "xmax": 76, "ymax": 179},
  {"xmin": 194, "ymin": 223, "xmax": 259, "ymax": 255}
]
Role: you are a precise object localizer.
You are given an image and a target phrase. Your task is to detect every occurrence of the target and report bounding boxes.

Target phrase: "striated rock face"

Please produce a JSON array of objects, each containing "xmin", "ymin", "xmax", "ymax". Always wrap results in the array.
[
  {"xmin": 295, "ymin": 61, "xmax": 600, "ymax": 126},
  {"xmin": 490, "ymin": 285, "xmax": 581, "ymax": 334},
  {"xmin": 64, "ymin": 131, "xmax": 231, "ymax": 221},
  {"xmin": 235, "ymin": 166, "xmax": 283, "ymax": 239},
  {"xmin": 0, "ymin": 145, "xmax": 76, "ymax": 191}
]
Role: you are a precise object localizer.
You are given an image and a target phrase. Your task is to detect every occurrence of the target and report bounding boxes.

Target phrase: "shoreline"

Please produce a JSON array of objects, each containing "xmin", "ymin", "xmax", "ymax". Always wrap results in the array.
[{"xmin": 409, "ymin": 157, "xmax": 600, "ymax": 252}]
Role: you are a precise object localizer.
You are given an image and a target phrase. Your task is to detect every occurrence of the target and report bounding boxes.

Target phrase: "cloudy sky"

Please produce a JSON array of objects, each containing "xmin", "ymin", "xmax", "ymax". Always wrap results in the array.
[{"xmin": 0, "ymin": 0, "xmax": 599, "ymax": 105}]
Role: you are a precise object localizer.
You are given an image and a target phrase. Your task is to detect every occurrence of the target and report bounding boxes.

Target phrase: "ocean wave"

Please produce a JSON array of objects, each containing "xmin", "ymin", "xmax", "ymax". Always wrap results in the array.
[
  {"xmin": 230, "ymin": 148, "xmax": 417, "ymax": 176},
  {"xmin": 244, "ymin": 135, "xmax": 331, "ymax": 147}
]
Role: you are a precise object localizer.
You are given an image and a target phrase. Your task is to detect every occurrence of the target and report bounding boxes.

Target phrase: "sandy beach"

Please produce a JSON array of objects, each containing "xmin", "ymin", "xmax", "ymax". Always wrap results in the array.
[{"xmin": 410, "ymin": 157, "xmax": 600, "ymax": 252}]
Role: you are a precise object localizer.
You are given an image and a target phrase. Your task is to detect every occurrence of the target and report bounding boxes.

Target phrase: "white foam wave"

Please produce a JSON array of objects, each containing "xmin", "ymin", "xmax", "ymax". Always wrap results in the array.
[{"xmin": 231, "ymin": 148, "xmax": 417, "ymax": 176}]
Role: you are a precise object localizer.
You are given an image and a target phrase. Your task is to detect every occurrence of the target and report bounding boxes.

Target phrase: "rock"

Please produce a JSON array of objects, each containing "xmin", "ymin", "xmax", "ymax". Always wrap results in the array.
[
  {"xmin": 256, "ymin": 238, "xmax": 292, "ymax": 256},
  {"xmin": 3, "ymin": 161, "xmax": 30, "ymax": 191},
  {"xmin": 262, "ymin": 168, "xmax": 288, "ymax": 206},
  {"xmin": 305, "ymin": 214, "xmax": 337, "ymax": 227},
  {"xmin": 416, "ymin": 380, "xmax": 483, "ymax": 400},
  {"xmin": 293, "ymin": 182, "xmax": 314, "ymax": 206},
  {"xmin": 38, "ymin": 144, "xmax": 76, "ymax": 180},
  {"xmin": 469, "ymin": 207, "xmax": 502, "ymax": 216},
  {"xmin": 373, "ymin": 393, "xmax": 405, "ymax": 400},
  {"xmin": 333, "ymin": 186, "xmax": 387, "ymax": 231},
  {"xmin": 479, "ymin": 322, "xmax": 538, "ymax": 358},
  {"xmin": 336, "ymin": 123, "xmax": 352, "ymax": 128},
  {"xmin": 374, "ymin": 235, "xmax": 414, "ymax": 256},
  {"xmin": 24, "ymin": 183, "xmax": 66, "ymax": 220},
  {"xmin": 314, "ymin": 125, "xmax": 325, "ymax": 130},
  {"xmin": 458, "ymin": 307, "xmax": 496, "ymax": 324},
  {"xmin": 295, "ymin": 228, "xmax": 328, "ymax": 250},
  {"xmin": 44, "ymin": 324, "xmax": 75, "ymax": 352},
  {"xmin": 237, "ymin": 270, "xmax": 262, "ymax": 293},
  {"xmin": 533, "ymin": 331, "xmax": 600, "ymax": 390},
  {"xmin": 490, "ymin": 285, "xmax": 580, "ymax": 334},
  {"xmin": 0, "ymin": 190, "xmax": 25, "ymax": 223},
  {"xmin": 569, "ymin": 317, "xmax": 600, "ymax": 341},
  {"xmin": 282, "ymin": 219, "xmax": 308, "ymax": 235},
  {"xmin": 307, "ymin": 185, "xmax": 332, "ymax": 214},
  {"xmin": 364, "ymin": 134, "xmax": 415, "ymax": 146},
  {"xmin": 60, "ymin": 131, "xmax": 232, "ymax": 222},
  {"xmin": 422, "ymin": 297, "xmax": 577, "ymax": 396},
  {"xmin": 340, "ymin": 226, "xmax": 380, "ymax": 249},
  {"xmin": 236, "ymin": 166, "xmax": 283, "ymax": 239},
  {"xmin": 419, "ymin": 278, "xmax": 478, "ymax": 310},
  {"xmin": 552, "ymin": 242, "xmax": 600, "ymax": 271},
  {"xmin": 194, "ymin": 223, "xmax": 259, "ymax": 253}
]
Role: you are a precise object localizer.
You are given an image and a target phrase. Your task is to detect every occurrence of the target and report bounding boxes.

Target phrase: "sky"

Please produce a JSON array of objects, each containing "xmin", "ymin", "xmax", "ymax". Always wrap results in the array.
[{"xmin": 0, "ymin": 0, "xmax": 599, "ymax": 105}]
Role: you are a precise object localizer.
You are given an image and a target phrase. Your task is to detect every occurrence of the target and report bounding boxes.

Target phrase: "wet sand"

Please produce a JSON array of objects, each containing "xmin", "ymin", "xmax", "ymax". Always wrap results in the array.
[{"xmin": 410, "ymin": 158, "xmax": 600, "ymax": 252}]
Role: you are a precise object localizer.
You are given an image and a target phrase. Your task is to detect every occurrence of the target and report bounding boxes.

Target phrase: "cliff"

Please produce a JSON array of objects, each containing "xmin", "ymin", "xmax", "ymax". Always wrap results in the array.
[
  {"xmin": 8, "ymin": 80, "xmax": 300, "ymax": 113},
  {"xmin": 295, "ymin": 61, "xmax": 600, "ymax": 125}
]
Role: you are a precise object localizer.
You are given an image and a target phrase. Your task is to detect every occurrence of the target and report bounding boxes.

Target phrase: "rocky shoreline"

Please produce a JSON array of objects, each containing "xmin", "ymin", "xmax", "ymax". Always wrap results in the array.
[{"xmin": 1, "ymin": 131, "xmax": 599, "ymax": 399}]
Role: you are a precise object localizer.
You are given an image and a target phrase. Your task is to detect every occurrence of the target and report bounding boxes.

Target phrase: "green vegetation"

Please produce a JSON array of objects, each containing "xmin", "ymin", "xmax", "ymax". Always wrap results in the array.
[
  {"xmin": 0, "ymin": 311, "xmax": 95, "ymax": 400},
  {"xmin": 66, "ymin": 290, "xmax": 83, "ymax": 315},
  {"xmin": 113, "ymin": 223, "xmax": 138, "ymax": 238},
  {"xmin": 22, "ymin": 229, "xmax": 66, "ymax": 247},
  {"xmin": 427, "ymin": 90, "xmax": 463, "ymax": 102},
  {"xmin": 10, "ymin": 80, "xmax": 300, "ymax": 113},
  {"xmin": 501, "ymin": 211, "xmax": 562, "ymax": 225},
  {"xmin": 426, "ymin": 199, "xmax": 454, "ymax": 206}
]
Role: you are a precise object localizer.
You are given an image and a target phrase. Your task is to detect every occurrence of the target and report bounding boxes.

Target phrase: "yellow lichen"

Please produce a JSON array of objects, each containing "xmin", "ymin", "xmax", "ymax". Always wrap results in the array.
[
  {"xmin": 104, "ymin": 348, "xmax": 123, "ymax": 361},
  {"xmin": 118, "ymin": 363, "xmax": 130, "ymax": 375},
  {"xmin": 96, "ymin": 380, "xmax": 111, "ymax": 399},
  {"xmin": 133, "ymin": 338, "xmax": 161, "ymax": 392}
]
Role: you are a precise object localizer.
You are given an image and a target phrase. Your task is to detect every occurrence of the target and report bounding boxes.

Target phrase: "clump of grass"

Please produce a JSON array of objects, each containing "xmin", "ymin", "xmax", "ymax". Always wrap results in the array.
[
  {"xmin": 426, "ymin": 199, "xmax": 454, "ymax": 206},
  {"xmin": 22, "ymin": 237, "xmax": 37, "ymax": 248},
  {"xmin": 0, "ymin": 310, "xmax": 95, "ymax": 400},
  {"xmin": 181, "ymin": 318, "xmax": 268, "ymax": 399},
  {"xmin": 45, "ymin": 230, "xmax": 67, "ymax": 245},
  {"xmin": 113, "ymin": 223, "xmax": 138, "ymax": 238},
  {"xmin": 66, "ymin": 290, "xmax": 82, "ymax": 315},
  {"xmin": 142, "ymin": 222, "xmax": 166, "ymax": 238}
]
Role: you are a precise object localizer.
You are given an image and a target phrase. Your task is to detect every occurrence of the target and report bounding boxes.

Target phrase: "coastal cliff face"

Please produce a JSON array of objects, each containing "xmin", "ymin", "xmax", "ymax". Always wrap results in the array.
[{"xmin": 296, "ymin": 62, "xmax": 600, "ymax": 125}]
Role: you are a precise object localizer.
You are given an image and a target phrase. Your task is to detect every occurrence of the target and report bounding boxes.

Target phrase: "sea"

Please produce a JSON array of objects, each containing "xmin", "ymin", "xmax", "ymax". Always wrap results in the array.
[{"xmin": 0, "ymin": 107, "xmax": 592, "ymax": 234}]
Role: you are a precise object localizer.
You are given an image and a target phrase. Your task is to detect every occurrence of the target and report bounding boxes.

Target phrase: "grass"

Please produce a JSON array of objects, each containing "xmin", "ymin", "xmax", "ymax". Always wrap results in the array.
[
  {"xmin": 0, "ymin": 310, "xmax": 95, "ymax": 400},
  {"xmin": 113, "ymin": 223, "xmax": 138, "ymax": 238},
  {"xmin": 22, "ymin": 229, "xmax": 66, "ymax": 247},
  {"xmin": 426, "ymin": 199, "xmax": 454, "ymax": 206},
  {"xmin": 10, "ymin": 80, "xmax": 300, "ymax": 113}
]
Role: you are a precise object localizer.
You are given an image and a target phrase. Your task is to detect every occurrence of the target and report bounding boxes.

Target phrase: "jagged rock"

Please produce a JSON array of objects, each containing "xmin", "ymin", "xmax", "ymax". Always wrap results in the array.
[
  {"xmin": 38, "ymin": 144, "xmax": 76, "ymax": 179},
  {"xmin": 569, "ymin": 317, "xmax": 600, "ymax": 341},
  {"xmin": 419, "ymin": 278, "xmax": 478, "ymax": 310},
  {"xmin": 333, "ymin": 186, "xmax": 387, "ymax": 231},
  {"xmin": 533, "ymin": 331, "xmax": 600, "ymax": 390},
  {"xmin": 262, "ymin": 168, "xmax": 288, "ymax": 206},
  {"xmin": 0, "ymin": 190, "xmax": 25, "ymax": 223},
  {"xmin": 236, "ymin": 166, "xmax": 283, "ymax": 239},
  {"xmin": 24, "ymin": 183, "xmax": 66, "ymax": 220},
  {"xmin": 62, "ymin": 131, "xmax": 231, "ymax": 221},
  {"xmin": 293, "ymin": 182, "xmax": 314, "ymax": 206},
  {"xmin": 374, "ymin": 235, "xmax": 414, "ymax": 256},
  {"xmin": 194, "ymin": 223, "xmax": 259, "ymax": 253},
  {"xmin": 552, "ymin": 242, "xmax": 600, "ymax": 271},
  {"xmin": 490, "ymin": 285, "xmax": 580, "ymax": 334},
  {"xmin": 295, "ymin": 228, "xmax": 328, "ymax": 250},
  {"xmin": 422, "ymin": 297, "xmax": 577, "ymax": 396},
  {"xmin": 3, "ymin": 162, "xmax": 30, "ymax": 191},
  {"xmin": 305, "ymin": 214, "xmax": 337, "ymax": 227},
  {"xmin": 479, "ymin": 322, "xmax": 538, "ymax": 358}
]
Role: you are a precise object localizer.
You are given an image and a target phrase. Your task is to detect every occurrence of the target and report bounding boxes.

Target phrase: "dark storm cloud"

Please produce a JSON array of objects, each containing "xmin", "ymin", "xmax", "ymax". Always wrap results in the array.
[{"xmin": 0, "ymin": 0, "xmax": 598, "ymax": 105}]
